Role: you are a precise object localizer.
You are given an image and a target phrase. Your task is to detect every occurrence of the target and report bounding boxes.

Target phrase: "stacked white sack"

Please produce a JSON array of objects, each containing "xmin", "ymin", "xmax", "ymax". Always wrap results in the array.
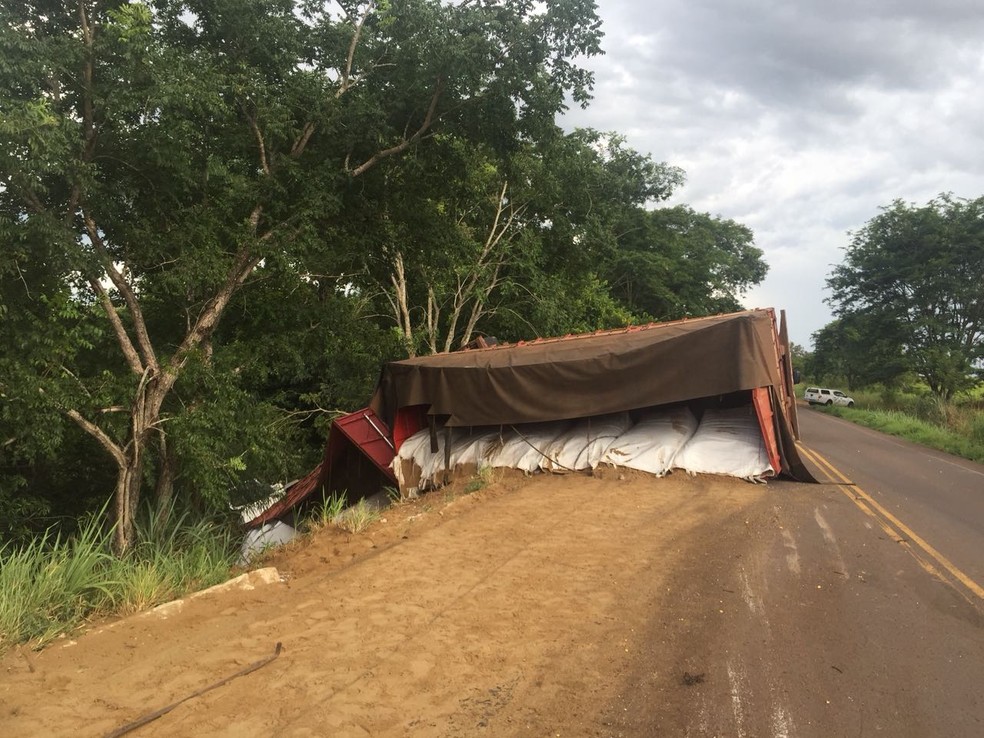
[
  {"xmin": 540, "ymin": 412, "xmax": 632, "ymax": 472},
  {"xmin": 484, "ymin": 423, "xmax": 573, "ymax": 472},
  {"xmin": 672, "ymin": 406, "xmax": 774, "ymax": 482},
  {"xmin": 409, "ymin": 428, "xmax": 504, "ymax": 487},
  {"xmin": 602, "ymin": 407, "xmax": 698, "ymax": 476}
]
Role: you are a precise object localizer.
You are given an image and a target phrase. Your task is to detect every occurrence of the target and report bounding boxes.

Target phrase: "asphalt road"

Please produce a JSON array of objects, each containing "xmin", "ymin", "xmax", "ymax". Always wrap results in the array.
[
  {"xmin": 796, "ymin": 404, "xmax": 984, "ymax": 596},
  {"xmin": 609, "ymin": 412, "xmax": 984, "ymax": 738}
]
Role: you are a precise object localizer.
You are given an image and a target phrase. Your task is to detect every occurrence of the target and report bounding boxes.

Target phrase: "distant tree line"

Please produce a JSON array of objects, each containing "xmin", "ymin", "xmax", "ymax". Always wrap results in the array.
[
  {"xmin": 804, "ymin": 195, "xmax": 983, "ymax": 398},
  {"xmin": 0, "ymin": 1, "xmax": 766, "ymax": 548}
]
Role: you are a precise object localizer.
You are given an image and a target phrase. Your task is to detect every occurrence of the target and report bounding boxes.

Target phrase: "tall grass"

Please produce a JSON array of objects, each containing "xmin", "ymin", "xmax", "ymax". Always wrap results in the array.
[
  {"xmin": 115, "ymin": 506, "xmax": 237, "ymax": 614},
  {"xmin": 0, "ymin": 516, "xmax": 118, "ymax": 648},
  {"xmin": 805, "ymin": 383, "xmax": 984, "ymax": 464},
  {"xmin": 0, "ymin": 504, "xmax": 238, "ymax": 651},
  {"xmin": 306, "ymin": 491, "xmax": 381, "ymax": 534}
]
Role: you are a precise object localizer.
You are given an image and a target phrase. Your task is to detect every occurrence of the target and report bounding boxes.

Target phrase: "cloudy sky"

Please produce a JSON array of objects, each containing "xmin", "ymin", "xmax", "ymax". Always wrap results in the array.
[{"xmin": 562, "ymin": 0, "xmax": 984, "ymax": 346}]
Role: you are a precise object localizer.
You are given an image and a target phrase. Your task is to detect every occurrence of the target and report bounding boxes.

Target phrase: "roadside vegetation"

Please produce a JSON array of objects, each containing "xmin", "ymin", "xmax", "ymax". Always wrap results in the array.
[
  {"xmin": 2, "ymin": 487, "xmax": 404, "ymax": 651},
  {"xmin": 309, "ymin": 492, "xmax": 382, "ymax": 535},
  {"xmin": 796, "ymin": 193, "xmax": 983, "ymax": 464},
  {"xmin": 0, "ymin": 505, "xmax": 237, "ymax": 651},
  {"xmin": 799, "ymin": 384, "xmax": 984, "ymax": 464}
]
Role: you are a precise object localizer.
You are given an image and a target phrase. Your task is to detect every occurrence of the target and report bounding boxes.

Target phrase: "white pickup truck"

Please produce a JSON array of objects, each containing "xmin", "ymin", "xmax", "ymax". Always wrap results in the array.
[{"xmin": 804, "ymin": 387, "xmax": 855, "ymax": 407}]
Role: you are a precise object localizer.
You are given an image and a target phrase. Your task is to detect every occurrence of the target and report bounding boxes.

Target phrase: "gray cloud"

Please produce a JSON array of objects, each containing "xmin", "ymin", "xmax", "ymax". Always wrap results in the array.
[{"xmin": 564, "ymin": 0, "xmax": 984, "ymax": 345}]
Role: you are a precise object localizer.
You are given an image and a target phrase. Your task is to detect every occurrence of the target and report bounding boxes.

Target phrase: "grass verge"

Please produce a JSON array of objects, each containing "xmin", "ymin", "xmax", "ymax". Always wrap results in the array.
[
  {"xmin": 816, "ymin": 405, "xmax": 984, "ymax": 464},
  {"xmin": 0, "ymin": 507, "xmax": 237, "ymax": 652}
]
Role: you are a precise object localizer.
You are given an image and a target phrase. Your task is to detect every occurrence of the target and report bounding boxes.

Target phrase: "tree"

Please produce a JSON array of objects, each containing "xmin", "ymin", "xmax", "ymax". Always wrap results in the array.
[
  {"xmin": 0, "ymin": 0, "xmax": 604, "ymax": 551},
  {"xmin": 787, "ymin": 342, "xmax": 810, "ymax": 383},
  {"xmin": 345, "ymin": 128, "xmax": 685, "ymax": 355},
  {"xmin": 607, "ymin": 205, "xmax": 767, "ymax": 320},
  {"xmin": 809, "ymin": 314, "xmax": 908, "ymax": 389},
  {"xmin": 827, "ymin": 195, "xmax": 984, "ymax": 399}
]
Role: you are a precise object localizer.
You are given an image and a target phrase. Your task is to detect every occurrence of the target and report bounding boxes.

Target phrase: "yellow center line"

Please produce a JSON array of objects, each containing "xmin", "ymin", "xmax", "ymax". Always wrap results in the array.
[
  {"xmin": 797, "ymin": 444, "xmax": 952, "ymax": 584},
  {"xmin": 796, "ymin": 442, "xmax": 984, "ymax": 602}
]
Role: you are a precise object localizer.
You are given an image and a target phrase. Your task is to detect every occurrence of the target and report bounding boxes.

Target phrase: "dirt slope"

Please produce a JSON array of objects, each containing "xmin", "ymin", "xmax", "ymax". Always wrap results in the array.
[{"xmin": 2, "ymin": 469, "xmax": 981, "ymax": 737}]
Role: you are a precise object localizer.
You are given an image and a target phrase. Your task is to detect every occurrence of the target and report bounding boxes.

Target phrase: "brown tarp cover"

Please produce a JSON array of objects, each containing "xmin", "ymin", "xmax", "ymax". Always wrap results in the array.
[
  {"xmin": 370, "ymin": 309, "xmax": 816, "ymax": 481},
  {"xmin": 371, "ymin": 310, "xmax": 781, "ymax": 426}
]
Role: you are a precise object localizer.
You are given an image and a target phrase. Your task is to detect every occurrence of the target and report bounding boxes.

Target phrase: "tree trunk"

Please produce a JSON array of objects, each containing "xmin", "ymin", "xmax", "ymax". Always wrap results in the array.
[
  {"xmin": 112, "ymin": 447, "xmax": 146, "ymax": 554},
  {"xmin": 154, "ymin": 435, "xmax": 177, "ymax": 527}
]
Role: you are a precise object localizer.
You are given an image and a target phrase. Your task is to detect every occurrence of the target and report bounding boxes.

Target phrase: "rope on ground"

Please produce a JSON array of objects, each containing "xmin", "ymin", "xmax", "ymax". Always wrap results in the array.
[{"xmin": 104, "ymin": 642, "xmax": 283, "ymax": 738}]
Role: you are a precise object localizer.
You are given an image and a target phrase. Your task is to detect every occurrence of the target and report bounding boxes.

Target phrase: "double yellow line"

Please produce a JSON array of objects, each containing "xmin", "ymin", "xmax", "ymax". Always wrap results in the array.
[{"xmin": 796, "ymin": 442, "xmax": 984, "ymax": 603}]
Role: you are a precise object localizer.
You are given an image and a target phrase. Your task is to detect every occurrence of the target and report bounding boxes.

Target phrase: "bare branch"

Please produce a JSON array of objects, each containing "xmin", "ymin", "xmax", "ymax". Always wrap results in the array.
[
  {"xmin": 290, "ymin": 2, "xmax": 376, "ymax": 158},
  {"xmin": 248, "ymin": 204, "xmax": 263, "ymax": 233},
  {"xmin": 426, "ymin": 286, "xmax": 439, "ymax": 355},
  {"xmin": 244, "ymin": 107, "xmax": 271, "ymax": 176},
  {"xmin": 339, "ymin": 2, "xmax": 375, "ymax": 98},
  {"xmin": 159, "ymin": 247, "xmax": 264, "ymax": 401},
  {"xmin": 290, "ymin": 122, "xmax": 316, "ymax": 158},
  {"xmin": 443, "ymin": 182, "xmax": 519, "ymax": 351},
  {"xmin": 78, "ymin": 1, "xmax": 97, "ymax": 160},
  {"xmin": 66, "ymin": 407, "xmax": 126, "ymax": 468},
  {"xmin": 13, "ymin": 263, "xmax": 32, "ymax": 298},
  {"xmin": 390, "ymin": 251, "xmax": 416, "ymax": 356},
  {"xmin": 83, "ymin": 212, "xmax": 160, "ymax": 374},
  {"xmin": 88, "ymin": 277, "xmax": 144, "ymax": 375},
  {"xmin": 350, "ymin": 78, "xmax": 445, "ymax": 177}
]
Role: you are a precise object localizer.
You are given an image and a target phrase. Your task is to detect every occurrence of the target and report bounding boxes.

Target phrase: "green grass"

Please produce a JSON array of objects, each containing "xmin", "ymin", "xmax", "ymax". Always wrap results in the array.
[
  {"xmin": 311, "ymin": 492, "xmax": 348, "ymax": 529},
  {"xmin": 815, "ymin": 405, "xmax": 984, "ymax": 464},
  {"xmin": 306, "ymin": 492, "xmax": 380, "ymax": 534},
  {"xmin": 333, "ymin": 499, "xmax": 380, "ymax": 534},
  {"xmin": 463, "ymin": 464, "xmax": 495, "ymax": 494},
  {"xmin": 0, "ymin": 505, "xmax": 238, "ymax": 651}
]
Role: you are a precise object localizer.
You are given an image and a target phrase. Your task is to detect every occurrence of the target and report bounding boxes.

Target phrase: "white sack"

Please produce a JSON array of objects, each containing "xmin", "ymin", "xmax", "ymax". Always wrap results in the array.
[
  {"xmin": 603, "ymin": 406, "xmax": 698, "ymax": 476},
  {"xmin": 541, "ymin": 413, "xmax": 632, "ymax": 472},
  {"xmin": 394, "ymin": 426, "xmax": 514, "ymax": 486},
  {"xmin": 672, "ymin": 406, "xmax": 774, "ymax": 482},
  {"xmin": 448, "ymin": 428, "xmax": 502, "ymax": 467},
  {"xmin": 391, "ymin": 428, "xmax": 433, "ymax": 488},
  {"xmin": 239, "ymin": 521, "xmax": 297, "ymax": 565},
  {"xmin": 484, "ymin": 423, "xmax": 572, "ymax": 472}
]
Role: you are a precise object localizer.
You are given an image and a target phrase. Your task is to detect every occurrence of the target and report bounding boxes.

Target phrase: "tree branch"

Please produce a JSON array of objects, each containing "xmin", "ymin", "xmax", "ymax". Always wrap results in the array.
[
  {"xmin": 77, "ymin": 1, "xmax": 97, "ymax": 160},
  {"xmin": 88, "ymin": 277, "xmax": 145, "ymax": 375},
  {"xmin": 339, "ymin": 2, "xmax": 375, "ymax": 98},
  {"xmin": 349, "ymin": 78, "xmax": 445, "ymax": 177},
  {"xmin": 158, "ymin": 247, "xmax": 264, "ymax": 401},
  {"xmin": 290, "ymin": 2, "xmax": 376, "ymax": 158},
  {"xmin": 244, "ymin": 107, "xmax": 271, "ymax": 176},
  {"xmin": 83, "ymin": 212, "xmax": 160, "ymax": 374},
  {"xmin": 290, "ymin": 122, "xmax": 316, "ymax": 158},
  {"xmin": 390, "ymin": 251, "xmax": 415, "ymax": 356},
  {"xmin": 66, "ymin": 407, "xmax": 126, "ymax": 469}
]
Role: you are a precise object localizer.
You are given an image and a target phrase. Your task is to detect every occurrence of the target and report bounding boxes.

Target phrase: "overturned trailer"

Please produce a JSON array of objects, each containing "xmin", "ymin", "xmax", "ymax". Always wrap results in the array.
[{"xmin": 247, "ymin": 308, "xmax": 812, "ymax": 528}]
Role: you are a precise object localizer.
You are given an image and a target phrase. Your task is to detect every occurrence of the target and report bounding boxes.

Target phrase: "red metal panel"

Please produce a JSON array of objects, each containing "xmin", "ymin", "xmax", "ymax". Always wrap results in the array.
[
  {"xmin": 392, "ymin": 405, "xmax": 428, "ymax": 452},
  {"xmin": 246, "ymin": 408, "xmax": 396, "ymax": 528},
  {"xmin": 333, "ymin": 408, "xmax": 397, "ymax": 475},
  {"xmin": 778, "ymin": 309, "xmax": 800, "ymax": 440},
  {"xmin": 752, "ymin": 386, "xmax": 782, "ymax": 476}
]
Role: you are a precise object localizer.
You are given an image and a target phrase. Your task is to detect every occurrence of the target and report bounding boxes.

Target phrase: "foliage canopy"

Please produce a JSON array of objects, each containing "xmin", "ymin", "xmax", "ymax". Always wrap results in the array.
[
  {"xmin": 826, "ymin": 195, "xmax": 984, "ymax": 399},
  {"xmin": 0, "ymin": 0, "xmax": 767, "ymax": 547}
]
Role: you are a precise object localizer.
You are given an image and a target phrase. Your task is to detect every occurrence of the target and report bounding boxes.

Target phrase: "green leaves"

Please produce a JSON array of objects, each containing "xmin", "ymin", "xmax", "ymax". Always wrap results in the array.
[
  {"xmin": 0, "ymin": 0, "xmax": 767, "ymax": 546},
  {"xmin": 826, "ymin": 194, "xmax": 984, "ymax": 399},
  {"xmin": 605, "ymin": 205, "xmax": 766, "ymax": 321}
]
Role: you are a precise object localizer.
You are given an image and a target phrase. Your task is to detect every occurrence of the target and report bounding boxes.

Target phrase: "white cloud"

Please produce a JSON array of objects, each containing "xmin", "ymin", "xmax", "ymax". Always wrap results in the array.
[{"xmin": 563, "ymin": 0, "xmax": 984, "ymax": 345}]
